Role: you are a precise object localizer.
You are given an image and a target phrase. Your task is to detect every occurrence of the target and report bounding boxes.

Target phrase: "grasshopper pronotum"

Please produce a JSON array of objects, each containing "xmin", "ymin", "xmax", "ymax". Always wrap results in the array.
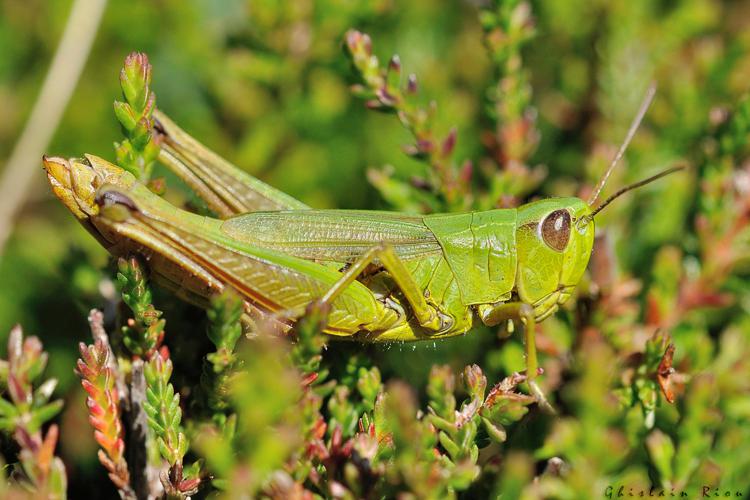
[{"xmin": 44, "ymin": 84, "xmax": 681, "ymax": 406}]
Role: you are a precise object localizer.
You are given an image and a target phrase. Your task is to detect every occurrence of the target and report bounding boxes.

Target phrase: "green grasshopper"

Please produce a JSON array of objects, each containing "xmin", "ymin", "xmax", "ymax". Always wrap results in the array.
[{"xmin": 44, "ymin": 84, "xmax": 681, "ymax": 405}]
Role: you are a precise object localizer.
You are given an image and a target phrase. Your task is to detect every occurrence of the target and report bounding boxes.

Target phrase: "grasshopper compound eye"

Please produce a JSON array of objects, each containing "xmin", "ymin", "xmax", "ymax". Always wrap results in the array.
[
  {"xmin": 95, "ymin": 189, "xmax": 139, "ymax": 222},
  {"xmin": 541, "ymin": 209, "xmax": 571, "ymax": 252},
  {"xmin": 95, "ymin": 189, "xmax": 138, "ymax": 211}
]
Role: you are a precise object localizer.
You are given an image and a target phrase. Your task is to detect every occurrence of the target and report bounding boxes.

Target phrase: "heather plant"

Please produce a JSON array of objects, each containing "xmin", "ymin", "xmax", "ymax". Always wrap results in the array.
[
  {"xmin": 0, "ymin": 326, "xmax": 66, "ymax": 498},
  {"xmin": 0, "ymin": 0, "xmax": 749, "ymax": 498}
]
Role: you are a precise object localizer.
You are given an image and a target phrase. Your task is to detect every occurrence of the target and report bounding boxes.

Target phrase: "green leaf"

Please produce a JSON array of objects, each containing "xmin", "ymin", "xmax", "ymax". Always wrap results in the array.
[
  {"xmin": 482, "ymin": 416, "xmax": 507, "ymax": 443},
  {"xmin": 28, "ymin": 400, "xmax": 63, "ymax": 433},
  {"xmin": 439, "ymin": 430, "xmax": 460, "ymax": 460},
  {"xmin": 0, "ymin": 398, "xmax": 18, "ymax": 419},
  {"xmin": 113, "ymin": 101, "xmax": 137, "ymax": 132},
  {"xmin": 33, "ymin": 378, "xmax": 58, "ymax": 406},
  {"xmin": 646, "ymin": 429, "xmax": 675, "ymax": 484}
]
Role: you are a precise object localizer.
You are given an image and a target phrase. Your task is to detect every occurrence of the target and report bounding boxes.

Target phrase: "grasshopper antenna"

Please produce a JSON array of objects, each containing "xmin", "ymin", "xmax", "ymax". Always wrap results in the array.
[
  {"xmin": 587, "ymin": 82, "xmax": 657, "ymax": 206},
  {"xmin": 589, "ymin": 165, "xmax": 685, "ymax": 218}
]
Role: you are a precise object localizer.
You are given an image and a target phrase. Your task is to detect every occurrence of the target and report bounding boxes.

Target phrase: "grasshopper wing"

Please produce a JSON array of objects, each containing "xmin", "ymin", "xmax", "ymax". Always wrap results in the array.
[
  {"xmin": 220, "ymin": 209, "xmax": 443, "ymax": 263},
  {"xmin": 154, "ymin": 110, "xmax": 309, "ymax": 216}
]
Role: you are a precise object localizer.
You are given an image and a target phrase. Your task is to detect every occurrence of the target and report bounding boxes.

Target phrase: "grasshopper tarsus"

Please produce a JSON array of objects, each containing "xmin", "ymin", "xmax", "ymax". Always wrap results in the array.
[{"xmin": 528, "ymin": 378, "xmax": 557, "ymax": 415}]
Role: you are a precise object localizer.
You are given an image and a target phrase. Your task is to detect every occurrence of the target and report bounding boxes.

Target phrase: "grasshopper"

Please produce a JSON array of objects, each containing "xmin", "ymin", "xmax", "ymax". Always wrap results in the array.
[{"xmin": 44, "ymin": 84, "xmax": 681, "ymax": 405}]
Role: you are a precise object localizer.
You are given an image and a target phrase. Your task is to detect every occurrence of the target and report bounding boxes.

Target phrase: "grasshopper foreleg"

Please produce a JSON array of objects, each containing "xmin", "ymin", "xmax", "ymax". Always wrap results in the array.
[
  {"xmin": 479, "ymin": 302, "xmax": 556, "ymax": 413},
  {"xmin": 320, "ymin": 244, "xmax": 446, "ymax": 332}
]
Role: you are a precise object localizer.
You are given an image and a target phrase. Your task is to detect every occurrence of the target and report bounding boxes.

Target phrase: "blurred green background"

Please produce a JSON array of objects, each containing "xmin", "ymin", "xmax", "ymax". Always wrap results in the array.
[{"xmin": 1, "ymin": 0, "xmax": 749, "ymax": 497}]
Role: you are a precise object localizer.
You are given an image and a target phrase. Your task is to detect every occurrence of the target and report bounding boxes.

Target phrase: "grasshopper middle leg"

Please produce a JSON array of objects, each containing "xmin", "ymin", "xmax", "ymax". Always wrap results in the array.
[
  {"xmin": 479, "ymin": 301, "xmax": 556, "ymax": 412},
  {"xmin": 320, "ymin": 244, "xmax": 446, "ymax": 332}
]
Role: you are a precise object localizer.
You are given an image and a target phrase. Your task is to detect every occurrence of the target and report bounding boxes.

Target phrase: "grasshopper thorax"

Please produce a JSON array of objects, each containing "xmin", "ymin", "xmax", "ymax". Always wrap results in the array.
[{"xmin": 514, "ymin": 197, "xmax": 594, "ymax": 319}]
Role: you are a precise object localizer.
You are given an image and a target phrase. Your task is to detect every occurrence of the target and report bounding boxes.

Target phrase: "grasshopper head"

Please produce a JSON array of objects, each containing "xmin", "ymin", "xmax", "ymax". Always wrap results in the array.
[
  {"xmin": 43, "ymin": 154, "xmax": 140, "ymax": 249},
  {"xmin": 515, "ymin": 198, "xmax": 595, "ymax": 320},
  {"xmin": 512, "ymin": 161, "xmax": 684, "ymax": 321},
  {"xmin": 43, "ymin": 154, "xmax": 136, "ymax": 220},
  {"xmin": 511, "ymin": 84, "xmax": 685, "ymax": 320}
]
